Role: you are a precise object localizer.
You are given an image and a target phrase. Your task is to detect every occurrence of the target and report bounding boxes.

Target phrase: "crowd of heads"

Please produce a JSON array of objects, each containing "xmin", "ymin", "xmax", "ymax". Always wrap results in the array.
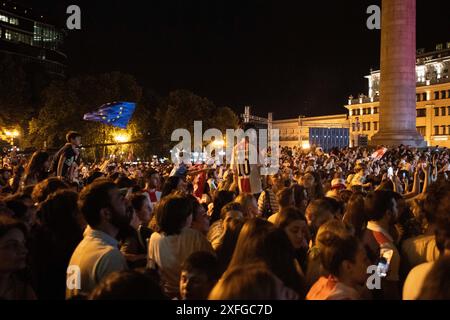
[{"xmin": 0, "ymin": 133, "xmax": 449, "ymax": 300}]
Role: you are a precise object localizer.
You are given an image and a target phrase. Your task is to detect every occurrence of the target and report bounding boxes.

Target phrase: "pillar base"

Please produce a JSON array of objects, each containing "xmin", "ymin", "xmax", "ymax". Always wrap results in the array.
[{"xmin": 370, "ymin": 130, "xmax": 427, "ymax": 148}]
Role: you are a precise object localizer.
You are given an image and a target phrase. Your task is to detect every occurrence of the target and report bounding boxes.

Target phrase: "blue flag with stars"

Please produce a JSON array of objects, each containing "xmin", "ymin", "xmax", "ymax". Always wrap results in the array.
[{"xmin": 83, "ymin": 102, "xmax": 136, "ymax": 129}]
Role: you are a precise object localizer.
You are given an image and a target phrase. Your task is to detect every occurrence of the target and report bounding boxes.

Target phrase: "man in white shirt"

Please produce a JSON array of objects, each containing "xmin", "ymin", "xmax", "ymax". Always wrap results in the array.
[{"xmin": 66, "ymin": 179, "xmax": 129, "ymax": 299}]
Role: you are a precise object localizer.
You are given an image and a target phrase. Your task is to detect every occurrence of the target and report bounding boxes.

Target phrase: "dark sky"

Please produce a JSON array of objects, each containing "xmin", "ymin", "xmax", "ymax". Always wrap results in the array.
[{"xmin": 28, "ymin": 0, "xmax": 450, "ymax": 119}]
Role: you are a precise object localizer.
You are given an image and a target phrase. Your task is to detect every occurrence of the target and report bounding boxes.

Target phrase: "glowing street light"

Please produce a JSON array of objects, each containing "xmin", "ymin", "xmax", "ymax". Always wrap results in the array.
[
  {"xmin": 212, "ymin": 139, "xmax": 225, "ymax": 147},
  {"xmin": 301, "ymin": 141, "xmax": 311, "ymax": 150},
  {"xmin": 114, "ymin": 134, "xmax": 129, "ymax": 143},
  {"xmin": 3, "ymin": 129, "xmax": 20, "ymax": 146},
  {"xmin": 5, "ymin": 130, "xmax": 19, "ymax": 137}
]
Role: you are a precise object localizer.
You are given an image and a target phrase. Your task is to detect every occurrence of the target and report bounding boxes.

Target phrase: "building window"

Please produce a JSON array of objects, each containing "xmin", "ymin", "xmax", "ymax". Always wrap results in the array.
[
  {"xmin": 3, "ymin": 29, "xmax": 32, "ymax": 45},
  {"xmin": 362, "ymin": 122, "xmax": 366, "ymax": 131},
  {"xmin": 434, "ymin": 126, "xmax": 439, "ymax": 135},
  {"xmin": 9, "ymin": 17, "xmax": 18, "ymax": 25},
  {"xmin": 442, "ymin": 91, "xmax": 447, "ymax": 99},
  {"xmin": 448, "ymin": 106, "xmax": 450, "ymax": 116},
  {"xmin": 367, "ymin": 122, "xmax": 371, "ymax": 131},
  {"xmin": 442, "ymin": 107, "xmax": 446, "ymax": 116},
  {"xmin": 374, "ymin": 107, "xmax": 379, "ymax": 114},
  {"xmin": 422, "ymin": 93, "xmax": 427, "ymax": 101},
  {"xmin": 448, "ymin": 125, "xmax": 450, "ymax": 135},
  {"xmin": 374, "ymin": 122, "xmax": 378, "ymax": 131},
  {"xmin": 434, "ymin": 107, "xmax": 439, "ymax": 116},
  {"xmin": 417, "ymin": 108, "xmax": 426, "ymax": 117},
  {"xmin": 442, "ymin": 126, "xmax": 446, "ymax": 135},
  {"xmin": 417, "ymin": 126, "xmax": 426, "ymax": 137},
  {"xmin": 434, "ymin": 91, "xmax": 439, "ymax": 100},
  {"xmin": 416, "ymin": 94, "xmax": 421, "ymax": 102}
]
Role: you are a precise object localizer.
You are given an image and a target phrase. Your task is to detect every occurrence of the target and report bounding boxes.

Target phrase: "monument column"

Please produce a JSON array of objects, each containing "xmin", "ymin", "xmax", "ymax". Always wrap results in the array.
[{"xmin": 371, "ymin": 0, "xmax": 426, "ymax": 147}]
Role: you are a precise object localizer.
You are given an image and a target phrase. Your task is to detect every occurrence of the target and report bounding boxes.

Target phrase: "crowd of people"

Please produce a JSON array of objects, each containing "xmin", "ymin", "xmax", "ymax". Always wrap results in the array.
[{"xmin": 0, "ymin": 130, "xmax": 449, "ymax": 300}]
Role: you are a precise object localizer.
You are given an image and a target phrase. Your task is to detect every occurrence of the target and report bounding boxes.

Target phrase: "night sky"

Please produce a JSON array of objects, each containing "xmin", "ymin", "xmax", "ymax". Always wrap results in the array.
[{"xmin": 27, "ymin": 0, "xmax": 450, "ymax": 119}]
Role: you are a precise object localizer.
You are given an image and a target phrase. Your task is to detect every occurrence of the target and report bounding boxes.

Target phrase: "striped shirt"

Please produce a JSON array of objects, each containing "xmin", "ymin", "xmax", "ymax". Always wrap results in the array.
[{"xmin": 258, "ymin": 189, "xmax": 279, "ymax": 217}]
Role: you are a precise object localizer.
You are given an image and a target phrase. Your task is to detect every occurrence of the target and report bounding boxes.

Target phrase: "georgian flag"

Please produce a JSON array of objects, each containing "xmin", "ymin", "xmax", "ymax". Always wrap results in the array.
[{"xmin": 371, "ymin": 147, "xmax": 388, "ymax": 161}]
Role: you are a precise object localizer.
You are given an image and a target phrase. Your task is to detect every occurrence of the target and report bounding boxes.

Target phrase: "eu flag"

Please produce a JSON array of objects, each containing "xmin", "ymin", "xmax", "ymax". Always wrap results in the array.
[{"xmin": 83, "ymin": 102, "xmax": 136, "ymax": 129}]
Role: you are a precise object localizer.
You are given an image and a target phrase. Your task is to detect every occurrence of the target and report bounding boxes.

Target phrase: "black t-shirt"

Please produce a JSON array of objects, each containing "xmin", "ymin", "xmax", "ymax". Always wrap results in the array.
[{"xmin": 61, "ymin": 145, "xmax": 76, "ymax": 179}]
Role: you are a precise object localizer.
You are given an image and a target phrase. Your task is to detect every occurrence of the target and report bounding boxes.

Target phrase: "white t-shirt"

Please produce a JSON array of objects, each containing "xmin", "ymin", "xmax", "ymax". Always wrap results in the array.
[
  {"xmin": 403, "ymin": 261, "xmax": 434, "ymax": 300},
  {"xmin": 66, "ymin": 227, "xmax": 128, "ymax": 299},
  {"xmin": 401, "ymin": 235, "xmax": 440, "ymax": 269},
  {"xmin": 148, "ymin": 227, "xmax": 214, "ymax": 298}
]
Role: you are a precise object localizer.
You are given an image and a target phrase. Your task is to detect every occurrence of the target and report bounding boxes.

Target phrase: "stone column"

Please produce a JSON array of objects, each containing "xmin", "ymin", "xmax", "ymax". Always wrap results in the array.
[{"xmin": 371, "ymin": 0, "xmax": 426, "ymax": 147}]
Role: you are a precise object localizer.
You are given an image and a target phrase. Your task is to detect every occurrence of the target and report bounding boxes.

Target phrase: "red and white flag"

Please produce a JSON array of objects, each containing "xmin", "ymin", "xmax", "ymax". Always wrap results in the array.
[{"xmin": 371, "ymin": 147, "xmax": 387, "ymax": 161}]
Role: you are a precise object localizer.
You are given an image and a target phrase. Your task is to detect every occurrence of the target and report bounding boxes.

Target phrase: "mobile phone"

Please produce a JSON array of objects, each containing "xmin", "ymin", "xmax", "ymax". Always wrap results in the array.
[
  {"xmin": 387, "ymin": 167, "xmax": 394, "ymax": 179},
  {"xmin": 376, "ymin": 248, "xmax": 394, "ymax": 278}
]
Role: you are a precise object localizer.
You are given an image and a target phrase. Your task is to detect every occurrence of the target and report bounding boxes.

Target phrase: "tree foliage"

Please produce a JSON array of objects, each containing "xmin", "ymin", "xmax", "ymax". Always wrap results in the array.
[
  {"xmin": 155, "ymin": 90, "xmax": 239, "ymax": 149},
  {"xmin": 27, "ymin": 72, "xmax": 152, "ymax": 159}
]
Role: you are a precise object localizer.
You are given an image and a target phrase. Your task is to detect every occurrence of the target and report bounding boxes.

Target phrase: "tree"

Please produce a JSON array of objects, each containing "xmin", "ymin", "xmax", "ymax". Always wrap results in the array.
[
  {"xmin": 210, "ymin": 106, "xmax": 240, "ymax": 133},
  {"xmin": 27, "ymin": 72, "xmax": 148, "ymax": 160},
  {"xmin": 155, "ymin": 90, "xmax": 239, "ymax": 150},
  {"xmin": 156, "ymin": 89, "xmax": 215, "ymax": 138}
]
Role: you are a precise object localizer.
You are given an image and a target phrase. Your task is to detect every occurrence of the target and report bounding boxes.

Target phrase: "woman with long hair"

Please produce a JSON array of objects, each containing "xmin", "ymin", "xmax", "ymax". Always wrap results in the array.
[
  {"xmin": 22, "ymin": 151, "xmax": 50, "ymax": 187},
  {"xmin": 29, "ymin": 190, "xmax": 84, "ymax": 299},
  {"xmin": 343, "ymin": 192, "xmax": 367, "ymax": 239},
  {"xmin": 274, "ymin": 207, "xmax": 310, "ymax": 272},
  {"xmin": 148, "ymin": 194, "xmax": 214, "ymax": 298},
  {"xmin": 226, "ymin": 218, "xmax": 305, "ymax": 297},
  {"xmin": 215, "ymin": 218, "xmax": 245, "ymax": 276}
]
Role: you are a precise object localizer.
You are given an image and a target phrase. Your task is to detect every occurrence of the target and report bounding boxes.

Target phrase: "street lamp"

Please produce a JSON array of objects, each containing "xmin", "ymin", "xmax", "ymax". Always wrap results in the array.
[
  {"xmin": 4, "ymin": 130, "xmax": 19, "ymax": 146},
  {"xmin": 114, "ymin": 134, "xmax": 129, "ymax": 143},
  {"xmin": 212, "ymin": 139, "xmax": 225, "ymax": 147},
  {"xmin": 113, "ymin": 133, "xmax": 130, "ymax": 161}
]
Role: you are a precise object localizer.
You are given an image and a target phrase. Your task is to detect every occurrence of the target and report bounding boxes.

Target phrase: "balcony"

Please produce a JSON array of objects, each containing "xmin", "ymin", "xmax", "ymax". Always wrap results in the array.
[
  {"xmin": 348, "ymin": 96, "xmax": 380, "ymax": 105},
  {"xmin": 417, "ymin": 76, "xmax": 450, "ymax": 88}
]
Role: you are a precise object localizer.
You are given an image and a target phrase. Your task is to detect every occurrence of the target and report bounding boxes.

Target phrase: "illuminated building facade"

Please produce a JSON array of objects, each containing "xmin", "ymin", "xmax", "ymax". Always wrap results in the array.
[
  {"xmin": 0, "ymin": 1, "xmax": 66, "ymax": 76},
  {"xmin": 346, "ymin": 44, "xmax": 450, "ymax": 148},
  {"xmin": 272, "ymin": 114, "xmax": 350, "ymax": 150}
]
